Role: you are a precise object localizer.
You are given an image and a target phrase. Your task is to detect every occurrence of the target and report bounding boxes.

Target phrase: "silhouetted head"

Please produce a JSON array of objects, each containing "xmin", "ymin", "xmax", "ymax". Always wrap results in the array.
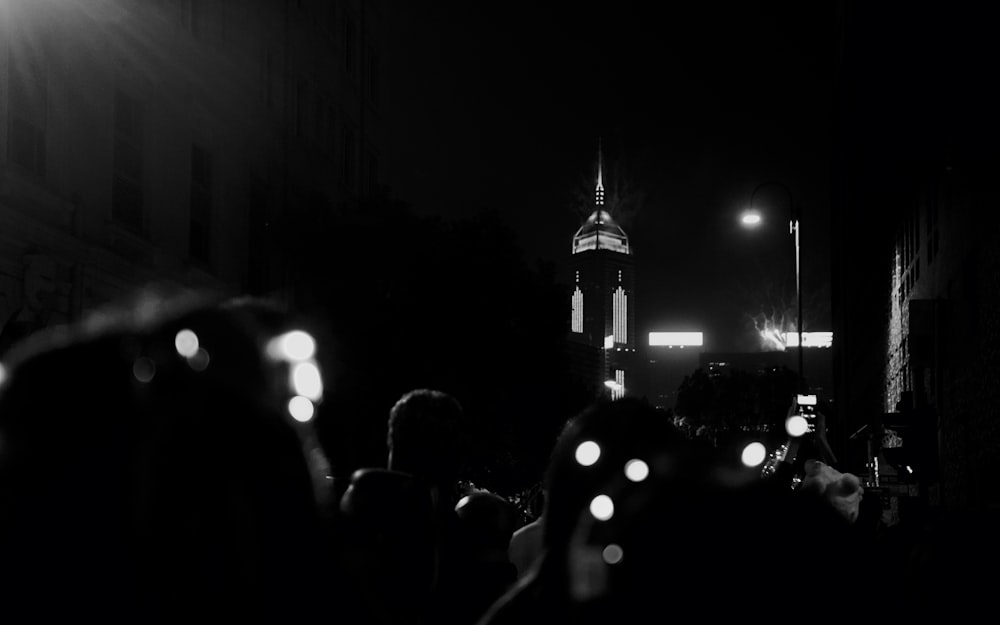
[
  {"xmin": 0, "ymin": 289, "xmax": 333, "ymax": 621},
  {"xmin": 541, "ymin": 399, "xmax": 683, "ymax": 557},
  {"xmin": 386, "ymin": 388, "xmax": 465, "ymax": 489}
]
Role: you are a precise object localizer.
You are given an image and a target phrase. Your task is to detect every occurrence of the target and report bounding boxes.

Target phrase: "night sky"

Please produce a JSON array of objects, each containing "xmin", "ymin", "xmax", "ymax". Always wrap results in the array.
[{"xmin": 381, "ymin": 0, "xmax": 838, "ymax": 352}]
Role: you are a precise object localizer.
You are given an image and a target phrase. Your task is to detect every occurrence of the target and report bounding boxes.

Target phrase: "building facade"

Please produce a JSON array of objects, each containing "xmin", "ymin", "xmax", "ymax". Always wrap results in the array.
[
  {"xmin": 832, "ymin": 0, "xmax": 1000, "ymax": 514},
  {"xmin": 0, "ymin": 0, "xmax": 386, "ymax": 353},
  {"xmin": 568, "ymin": 150, "xmax": 636, "ymax": 399}
]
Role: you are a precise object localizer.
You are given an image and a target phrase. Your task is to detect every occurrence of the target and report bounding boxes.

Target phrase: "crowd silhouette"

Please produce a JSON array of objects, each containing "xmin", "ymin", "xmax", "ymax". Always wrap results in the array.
[{"xmin": 0, "ymin": 290, "xmax": 995, "ymax": 622}]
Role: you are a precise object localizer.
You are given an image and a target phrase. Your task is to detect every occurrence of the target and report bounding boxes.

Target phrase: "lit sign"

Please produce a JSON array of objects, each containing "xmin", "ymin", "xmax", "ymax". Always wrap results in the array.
[
  {"xmin": 781, "ymin": 331, "xmax": 833, "ymax": 348},
  {"xmin": 649, "ymin": 332, "xmax": 703, "ymax": 347},
  {"xmin": 604, "ymin": 335, "xmax": 614, "ymax": 349}
]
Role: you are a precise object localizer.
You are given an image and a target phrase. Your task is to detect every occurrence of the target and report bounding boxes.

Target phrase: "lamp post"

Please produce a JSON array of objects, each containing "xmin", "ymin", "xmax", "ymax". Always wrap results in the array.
[{"xmin": 741, "ymin": 181, "xmax": 804, "ymax": 393}]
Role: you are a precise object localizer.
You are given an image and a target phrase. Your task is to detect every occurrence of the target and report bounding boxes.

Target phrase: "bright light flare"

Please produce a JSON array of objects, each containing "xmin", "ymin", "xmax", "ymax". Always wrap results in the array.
[
  {"xmin": 291, "ymin": 362, "xmax": 323, "ymax": 400},
  {"xmin": 288, "ymin": 396, "xmax": 315, "ymax": 422},
  {"xmin": 624, "ymin": 459, "xmax": 649, "ymax": 482},
  {"xmin": 590, "ymin": 495, "xmax": 614, "ymax": 521},
  {"xmin": 575, "ymin": 441, "xmax": 601, "ymax": 467},
  {"xmin": 603, "ymin": 380, "xmax": 622, "ymax": 391},
  {"xmin": 785, "ymin": 415, "xmax": 809, "ymax": 437},
  {"xmin": 741, "ymin": 442, "xmax": 767, "ymax": 467},
  {"xmin": 269, "ymin": 330, "xmax": 316, "ymax": 362},
  {"xmin": 740, "ymin": 210, "xmax": 762, "ymax": 227},
  {"xmin": 174, "ymin": 329, "xmax": 199, "ymax": 358}
]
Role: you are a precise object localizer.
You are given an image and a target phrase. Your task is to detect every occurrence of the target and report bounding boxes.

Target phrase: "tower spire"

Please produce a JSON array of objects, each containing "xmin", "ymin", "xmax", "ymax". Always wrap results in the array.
[{"xmin": 595, "ymin": 137, "xmax": 605, "ymax": 207}]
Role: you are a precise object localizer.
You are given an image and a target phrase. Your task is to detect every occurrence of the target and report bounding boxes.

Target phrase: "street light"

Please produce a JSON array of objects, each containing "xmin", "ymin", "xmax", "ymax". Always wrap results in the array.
[{"xmin": 740, "ymin": 181, "xmax": 805, "ymax": 393}]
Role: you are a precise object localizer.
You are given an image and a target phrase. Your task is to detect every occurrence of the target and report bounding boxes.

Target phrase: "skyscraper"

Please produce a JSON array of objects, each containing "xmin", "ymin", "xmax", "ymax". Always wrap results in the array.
[{"xmin": 569, "ymin": 146, "xmax": 636, "ymax": 399}]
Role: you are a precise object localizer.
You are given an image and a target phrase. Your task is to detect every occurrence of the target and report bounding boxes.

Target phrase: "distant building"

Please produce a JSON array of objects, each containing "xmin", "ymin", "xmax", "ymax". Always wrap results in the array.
[
  {"xmin": 568, "ymin": 146, "xmax": 636, "ymax": 399},
  {"xmin": 647, "ymin": 331, "xmax": 704, "ymax": 410},
  {"xmin": 700, "ymin": 345, "xmax": 832, "ymax": 401},
  {"xmin": 0, "ymin": 0, "xmax": 387, "ymax": 352}
]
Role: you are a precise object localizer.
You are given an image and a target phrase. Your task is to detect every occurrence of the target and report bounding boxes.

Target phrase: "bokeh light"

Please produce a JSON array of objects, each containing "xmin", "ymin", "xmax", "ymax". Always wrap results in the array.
[
  {"xmin": 188, "ymin": 348, "xmax": 210, "ymax": 372},
  {"xmin": 174, "ymin": 329, "xmax": 199, "ymax": 358},
  {"xmin": 575, "ymin": 440, "xmax": 601, "ymax": 466},
  {"xmin": 785, "ymin": 415, "xmax": 809, "ymax": 437},
  {"xmin": 278, "ymin": 330, "xmax": 316, "ymax": 362},
  {"xmin": 741, "ymin": 442, "xmax": 768, "ymax": 467},
  {"xmin": 602, "ymin": 544, "xmax": 624, "ymax": 565},
  {"xmin": 133, "ymin": 357, "xmax": 156, "ymax": 383},
  {"xmin": 624, "ymin": 458, "xmax": 649, "ymax": 482},
  {"xmin": 590, "ymin": 494, "xmax": 614, "ymax": 521},
  {"xmin": 291, "ymin": 361, "xmax": 323, "ymax": 400},
  {"xmin": 288, "ymin": 395, "xmax": 315, "ymax": 422}
]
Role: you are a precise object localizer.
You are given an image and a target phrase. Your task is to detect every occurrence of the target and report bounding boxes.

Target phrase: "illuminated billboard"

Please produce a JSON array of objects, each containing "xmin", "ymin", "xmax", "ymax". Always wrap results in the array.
[
  {"xmin": 649, "ymin": 332, "xmax": 704, "ymax": 347},
  {"xmin": 781, "ymin": 331, "xmax": 833, "ymax": 348}
]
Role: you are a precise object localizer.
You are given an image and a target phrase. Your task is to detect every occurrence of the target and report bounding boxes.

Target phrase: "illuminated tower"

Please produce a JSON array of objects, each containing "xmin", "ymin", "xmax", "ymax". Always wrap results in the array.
[{"xmin": 569, "ymin": 145, "xmax": 636, "ymax": 399}]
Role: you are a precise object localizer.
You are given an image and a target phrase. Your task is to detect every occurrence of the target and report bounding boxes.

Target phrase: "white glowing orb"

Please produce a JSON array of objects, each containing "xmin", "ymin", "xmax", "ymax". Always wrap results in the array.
[
  {"xmin": 174, "ymin": 329, "xmax": 199, "ymax": 358},
  {"xmin": 602, "ymin": 544, "xmax": 624, "ymax": 565},
  {"xmin": 288, "ymin": 396, "xmax": 315, "ymax": 422},
  {"xmin": 279, "ymin": 330, "xmax": 316, "ymax": 361},
  {"xmin": 785, "ymin": 415, "xmax": 809, "ymax": 437},
  {"xmin": 741, "ymin": 211, "xmax": 762, "ymax": 227},
  {"xmin": 575, "ymin": 441, "xmax": 601, "ymax": 467},
  {"xmin": 741, "ymin": 442, "xmax": 768, "ymax": 467},
  {"xmin": 291, "ymin": 361, "xmax": 323, "ymax": 400},
  {"xmin": 624, "ymin": 459, "xmax": 649, "ymax": 482},
  {"xmin": 133, "ymin": 357, "xmax": 156, "ymax": 383},
  {"xmin": 456, "ymin": 495, "xmax": 471, "ymax": 510},
  {"xmin": 590, "ymin": 495, "xmax": 614, "ymax": 521}
]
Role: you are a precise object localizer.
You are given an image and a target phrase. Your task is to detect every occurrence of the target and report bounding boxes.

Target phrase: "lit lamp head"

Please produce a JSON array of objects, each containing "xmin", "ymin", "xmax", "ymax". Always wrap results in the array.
[{"xmin": 740, "ymin": 210, "xmax": 762, "ymax": 228}]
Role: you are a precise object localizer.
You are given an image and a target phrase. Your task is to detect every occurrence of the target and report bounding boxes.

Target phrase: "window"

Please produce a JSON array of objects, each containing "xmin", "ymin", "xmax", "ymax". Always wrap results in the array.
[
  {"xmin": 7, "ymin": 41, "xmax": 47, "ymax": 177},
  {"xmin": 296, "ymin": 80, "xmax": 309, "ymax": 139},
  {"xmin": 264, "ymin": 48, "xmax": 277, "ymax": 110},
  {"xmin": 366, "ymin": 152, "xmax": 378, "ymax": 197},
  {"xmin": 343, "ymin": 126, "xmax": 356, "ymax": 189},
  {"xmin": 324, "ymin": 105, "xmax": 337, "ymax": 154},
  {"xmin": 344, "ymin": 14, "xmax": 356, "ymax": 75},
  {"xmin": 189, "ymin": 144, "xmax": 212, "ymax": 264},
  {"xmin": 112, "ymin": 91, "xmax": 144, "ymax": 229},
  {"xmin": 367, "ymin": 49, "xmax": 379, "ymax": 106}
]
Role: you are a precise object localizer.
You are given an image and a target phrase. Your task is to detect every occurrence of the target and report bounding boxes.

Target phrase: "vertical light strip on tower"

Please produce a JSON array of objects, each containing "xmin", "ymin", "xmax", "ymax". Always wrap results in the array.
[
  {"xmin": 572, "ymin": 286, "xmax": 584, "ymax": 333},
  {"xmin": 614, "ymin": 369, "xmax": 625, "ymax": 400},
  {"xmin": 613, "ymin": 286, "xmax": 627, "ymax": 344}
]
